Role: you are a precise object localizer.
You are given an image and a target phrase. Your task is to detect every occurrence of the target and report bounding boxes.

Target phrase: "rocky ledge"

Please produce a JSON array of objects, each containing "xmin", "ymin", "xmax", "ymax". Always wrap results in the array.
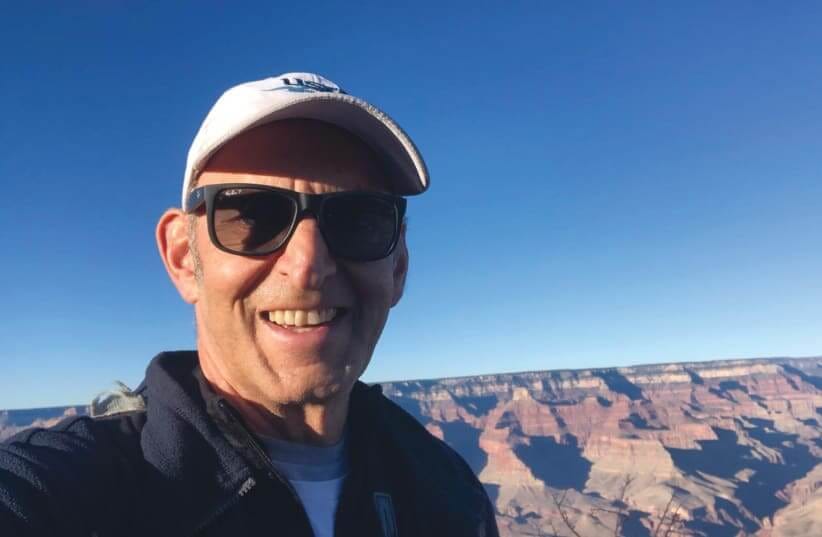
[{"xmin": 382, "ymin": 357, "xmax": 822, "ymax": 537}]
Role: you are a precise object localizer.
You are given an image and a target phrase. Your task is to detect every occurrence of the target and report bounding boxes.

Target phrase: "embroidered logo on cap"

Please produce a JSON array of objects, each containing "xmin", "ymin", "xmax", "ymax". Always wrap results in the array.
[{"xmin": 265, "ymin": 77, "xmax": 346, "ymax": 94}]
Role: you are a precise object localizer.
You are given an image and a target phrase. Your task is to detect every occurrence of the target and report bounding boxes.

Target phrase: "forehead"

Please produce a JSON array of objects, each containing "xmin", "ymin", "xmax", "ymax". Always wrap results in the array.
[{"xmin": 197, "ymin": 119, "xmax": 389, "ymax": 194}]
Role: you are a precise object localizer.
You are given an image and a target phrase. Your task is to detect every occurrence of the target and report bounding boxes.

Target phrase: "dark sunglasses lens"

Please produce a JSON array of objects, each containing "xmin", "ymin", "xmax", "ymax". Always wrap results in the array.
[
  {"xmin": 322, "ymin": 195, "xmax": 399, "ymax": 260},
  {"xmin": 213, "ymin": 188, "xmax": 296, "ymax": 254}
]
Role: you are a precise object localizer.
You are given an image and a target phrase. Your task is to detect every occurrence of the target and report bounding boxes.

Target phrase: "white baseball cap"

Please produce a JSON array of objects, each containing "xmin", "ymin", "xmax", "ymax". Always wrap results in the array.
[{"xmin": 182, "ymin": 72, "xmax": 429, "ymax": 206}]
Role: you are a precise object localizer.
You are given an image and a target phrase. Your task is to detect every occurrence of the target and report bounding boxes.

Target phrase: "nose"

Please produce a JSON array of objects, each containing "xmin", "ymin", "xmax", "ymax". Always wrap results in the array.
[{"xmin": 275, "ymin": 216, "xmax": 337, "ymax": 289}]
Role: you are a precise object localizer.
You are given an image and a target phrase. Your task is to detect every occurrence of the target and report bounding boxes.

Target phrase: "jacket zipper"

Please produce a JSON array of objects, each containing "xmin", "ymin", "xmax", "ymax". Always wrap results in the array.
[
  {"xmin": 191, "ymin": 476, "xmax": 256, "ymax": 536},
  {"xmin": 214, "ymin": 399, "xmax": 314, "ymax": 530}
]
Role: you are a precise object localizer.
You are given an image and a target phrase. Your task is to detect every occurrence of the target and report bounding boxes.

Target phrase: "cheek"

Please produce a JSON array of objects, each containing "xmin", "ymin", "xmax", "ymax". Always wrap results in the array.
[
  {"xmin": 197, "ymin": 253, "xmax": 273, "ymax": 335},
  {"xmin": 196, "ymin": 218, "xmax": 265, "ymax": 297},
  {"xmin": 347, "ymin": 262, "xmax": 396, "ymax": 329},
  {"xmin": 199, "ymin": 237, "xmax": 272, "ymax": 300}
]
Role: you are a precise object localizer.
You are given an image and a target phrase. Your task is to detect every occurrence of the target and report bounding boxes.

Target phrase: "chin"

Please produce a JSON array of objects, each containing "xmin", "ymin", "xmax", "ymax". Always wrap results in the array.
[
  {"xmin": 307, "ymin": 364, "xmax": 364, "ymax": 402},
  {"xmin": 266, "ymin": 365, "xmax": 359, "ymax": 406}
]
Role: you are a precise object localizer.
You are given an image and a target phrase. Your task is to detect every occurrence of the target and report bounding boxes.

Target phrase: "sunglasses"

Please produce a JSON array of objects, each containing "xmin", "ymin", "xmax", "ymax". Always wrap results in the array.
[{"xmin": 184, "ymin": 183, "xmax": 407, "ymax": 261}]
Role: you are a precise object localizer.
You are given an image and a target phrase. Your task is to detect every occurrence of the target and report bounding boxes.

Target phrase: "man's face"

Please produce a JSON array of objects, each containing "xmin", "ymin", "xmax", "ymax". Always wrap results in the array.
[{"xmin": 183, "ymin": 119, "xmax": 407, "ymax": 407}]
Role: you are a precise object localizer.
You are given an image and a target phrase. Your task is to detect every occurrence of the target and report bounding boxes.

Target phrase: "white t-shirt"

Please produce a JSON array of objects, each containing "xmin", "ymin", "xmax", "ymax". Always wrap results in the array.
[{"xmin": 259, "ymin": 433, "xmax": 349, "ymax": 537}]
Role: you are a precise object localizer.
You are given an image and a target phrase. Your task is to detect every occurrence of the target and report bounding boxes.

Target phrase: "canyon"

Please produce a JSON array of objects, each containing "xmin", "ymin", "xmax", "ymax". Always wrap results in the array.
[
  {"xmin": 3, "ymin": 356, "xmax": 821, "ymax": 536},
  {"xmin": 381, "ymin": 356, "xmax": 822, "ymax": 536}
]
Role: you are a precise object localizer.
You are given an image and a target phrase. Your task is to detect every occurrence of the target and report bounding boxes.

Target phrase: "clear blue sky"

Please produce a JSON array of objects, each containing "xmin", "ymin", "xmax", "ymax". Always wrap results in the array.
[{"xmin": 2, "ymin": 2, "xmax": 821, "ymax": 409}]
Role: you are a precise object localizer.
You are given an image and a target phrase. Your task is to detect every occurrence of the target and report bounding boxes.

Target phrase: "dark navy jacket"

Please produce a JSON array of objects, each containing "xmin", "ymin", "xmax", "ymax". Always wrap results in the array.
[{"xmin": 0, "ymin": 351, "xmax": 498, "ymax": 537}]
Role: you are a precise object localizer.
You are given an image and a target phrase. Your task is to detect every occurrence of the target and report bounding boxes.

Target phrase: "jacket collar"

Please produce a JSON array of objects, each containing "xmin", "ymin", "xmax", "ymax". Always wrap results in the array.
[
  {"xmin": 138, "ymin": 350, "xmax": 384, "ymax": 535},
  {"xmin": 138, "ymin": 351, "xmax": 254, "ymax": 534}
]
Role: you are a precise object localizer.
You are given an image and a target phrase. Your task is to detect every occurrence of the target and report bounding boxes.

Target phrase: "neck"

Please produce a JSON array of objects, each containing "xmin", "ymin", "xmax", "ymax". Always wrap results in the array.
[
  {"xmin": 229, "ymin": 391, "xmax": 349, "ymax": 446},
  {"xmin": 199, "ymin": 356, "xmax": 350, "ymax": 447}
]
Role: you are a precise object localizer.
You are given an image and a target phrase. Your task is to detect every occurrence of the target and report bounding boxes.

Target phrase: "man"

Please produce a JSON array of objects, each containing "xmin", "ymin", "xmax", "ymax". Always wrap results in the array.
[{"xmin": 0, "ymin": 72, "xmax": 499, "ymax": 537}]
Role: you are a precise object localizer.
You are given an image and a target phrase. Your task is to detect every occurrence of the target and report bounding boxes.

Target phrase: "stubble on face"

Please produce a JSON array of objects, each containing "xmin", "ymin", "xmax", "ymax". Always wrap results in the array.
[{"xmin": 186, "ymin": 214, "xmax": 203, "ymax": 284}]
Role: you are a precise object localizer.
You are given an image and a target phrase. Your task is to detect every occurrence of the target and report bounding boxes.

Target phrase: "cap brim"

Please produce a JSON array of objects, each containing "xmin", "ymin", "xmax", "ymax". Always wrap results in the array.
[{"xmin": 187, "ymin": 93, "xmax": 428, "ymax": 199}]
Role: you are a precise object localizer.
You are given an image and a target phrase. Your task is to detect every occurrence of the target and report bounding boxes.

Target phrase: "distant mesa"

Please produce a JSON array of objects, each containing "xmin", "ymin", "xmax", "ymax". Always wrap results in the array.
[
  {"xmin": 380, "ymin": 355, "xmax": 822, "ymax": 537},
  {"xmin": 0, "ymin": 406, "xmax": 87, "ymax": 442},
  {"xmin": 5, "ymin": 355, "xmax": 822, "ymax": 537}
]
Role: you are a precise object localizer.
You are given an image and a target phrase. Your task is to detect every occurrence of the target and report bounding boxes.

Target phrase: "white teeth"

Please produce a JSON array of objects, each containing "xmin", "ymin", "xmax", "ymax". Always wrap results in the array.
[
  {"xmin": 307, "ymin": 310, "xmax": 321, "ymax": 325},
  {"xmin": 266, "ymin": 308, "xmax": 338, "ymax": 327}
]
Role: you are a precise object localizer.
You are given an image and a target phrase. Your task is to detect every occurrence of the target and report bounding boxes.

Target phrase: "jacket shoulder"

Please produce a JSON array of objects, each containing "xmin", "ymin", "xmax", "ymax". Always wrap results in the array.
[
  {"xmin": 370, "ymin": 388, "xmax": 475, "ymax": 477},
  {"xmin": 359, "ymin": 384, "xmax": 498, "ymax": 534},
  {"xmin": 2, "ymin": 407, "xmax": 145, "ymax": 454},
  {"xmin": 0, "ymin": 409, "xmax": 148, "ymax": 537}
]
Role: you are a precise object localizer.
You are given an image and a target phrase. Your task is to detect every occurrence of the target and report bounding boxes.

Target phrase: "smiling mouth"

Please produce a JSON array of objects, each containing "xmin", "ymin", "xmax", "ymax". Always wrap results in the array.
[{"xmin": 262, "ymin": 308, "xmax": 345, "ymax": 329}]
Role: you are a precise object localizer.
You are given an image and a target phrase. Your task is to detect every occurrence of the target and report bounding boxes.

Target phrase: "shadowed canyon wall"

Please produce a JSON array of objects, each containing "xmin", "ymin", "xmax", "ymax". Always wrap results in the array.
[
  {"xmin": 3, "ymin": 357, "xmax": 821, "ymax": 536},
  {"xmin": 382, "ymin": 357, "xmax": 822, "ymax": 537}
]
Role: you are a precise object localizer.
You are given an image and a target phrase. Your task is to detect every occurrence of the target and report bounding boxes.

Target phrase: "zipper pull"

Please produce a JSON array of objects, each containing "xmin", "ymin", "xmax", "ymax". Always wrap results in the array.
[{"xmin": 238, "ymin": 477, "xmax": 256, "ymax": 497}]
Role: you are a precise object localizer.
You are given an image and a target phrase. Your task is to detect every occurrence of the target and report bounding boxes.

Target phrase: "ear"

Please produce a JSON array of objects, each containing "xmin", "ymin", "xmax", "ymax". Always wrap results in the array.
[
  {"xmin": 390, "ymin": 226, "xmax": 409, "ymax": 307},
  {"xmin": 156, "ymin": 208, "xmax": 200, "ymax": 304}
]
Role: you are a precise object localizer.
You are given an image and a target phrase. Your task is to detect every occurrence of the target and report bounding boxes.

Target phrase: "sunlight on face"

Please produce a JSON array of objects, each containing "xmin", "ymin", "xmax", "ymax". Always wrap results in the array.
[{"xmin": 189, "ymin": 119, "xmax": 407, "ymax": 407}]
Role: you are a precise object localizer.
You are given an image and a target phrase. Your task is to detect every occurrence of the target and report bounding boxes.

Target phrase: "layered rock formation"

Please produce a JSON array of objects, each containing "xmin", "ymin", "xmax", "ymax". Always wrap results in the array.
[
  {"xmin": 0, "ymin": 406, "xmax": 85, "ymax": 442},
  {"xmin": 382, "ymin": 357, "xmax": 822, "ymax": 536},
  {"xmin": 3, "ymin": 356, "xmax": 821, "ymax": 536}
]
